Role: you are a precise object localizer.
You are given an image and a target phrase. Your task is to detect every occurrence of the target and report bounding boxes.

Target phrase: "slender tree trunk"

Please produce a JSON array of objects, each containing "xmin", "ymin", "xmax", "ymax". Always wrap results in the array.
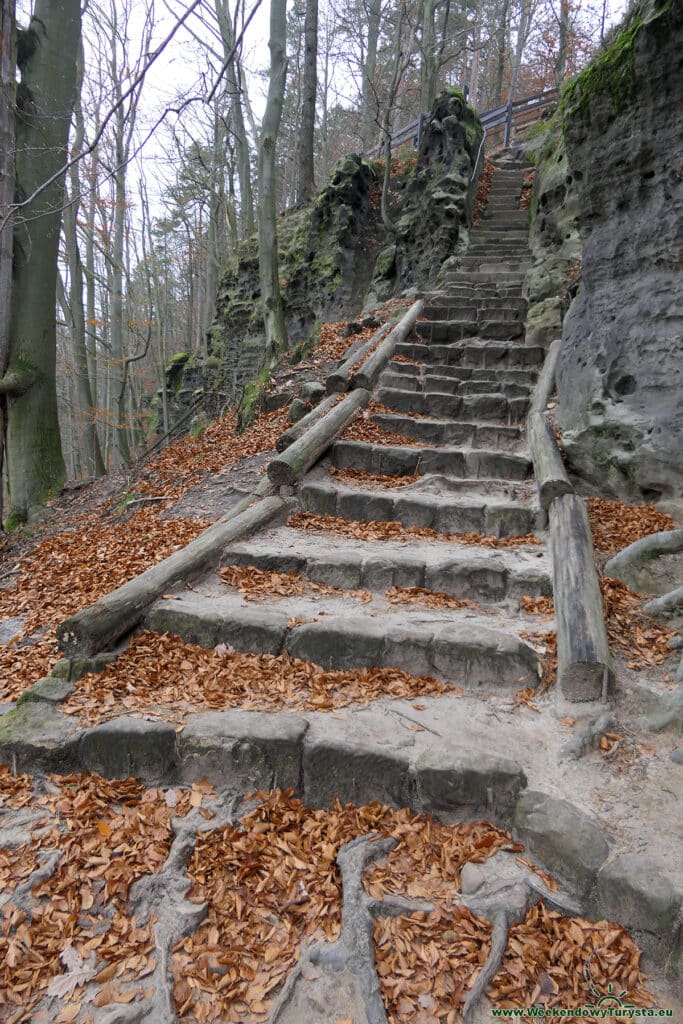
[
  {"xmin": 258, "ymin": 0, "xmax": 288, "ymax": 363},
  {"xmin": 0, "ymin": 0, "xmax": 16, "ymax": 526},
  {"xmin": 468, "ymin": 0, "xmax": 482, "ymax": 104},
  {"xmin": 508, "ymin": 0, "xmax": 531, "ymax": 103},
  {"xmin": 215, "ymin": 0, "xmax": 255, "ymax": 237},
  {"xmin": 420, "ymin": 0, "xmax": 438, "ymax": 114},
  {"xmin": 296, "ymin": 0, "xmax": 317, "ymax": 205},
  {"xmin": 494, "ymin": 0, "xmax": 511, "ymax": 105},
  {"xmin": 555, "ymin": 0, "xmax": 570, "ymax": 85},
  {"xmin": 380, "ymin": 3, "xmax": 407, "ymax": 235},
  {"xmin": 2, "ymin": 0, "xmax": 81, "ymax": 521},
  {"xmin": 361, "ymin": 0, "xmax": 381, "ymax": 151},
  {"xmin": 65, "ymin": 43, "xmax": 105, "ymax": 477}
]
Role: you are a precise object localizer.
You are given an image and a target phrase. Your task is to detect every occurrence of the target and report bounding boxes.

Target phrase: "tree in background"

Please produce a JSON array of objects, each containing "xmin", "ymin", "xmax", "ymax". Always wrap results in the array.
[{"xmin": 1, "ymin": 0, "xmax": 81, "ymax": 524}]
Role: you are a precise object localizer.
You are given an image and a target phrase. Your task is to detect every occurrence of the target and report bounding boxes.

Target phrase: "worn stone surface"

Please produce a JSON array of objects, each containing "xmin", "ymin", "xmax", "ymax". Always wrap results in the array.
[
  {"xmin": 179, "ymin": 710, "xmax": 308, "ymax": 791},
  {"xmin": 302, "ymin": 714, "xmax": 414, "ymax": 808},
  {"xmin": 595, "ymin": 854, "xmax": 681, "ymax": 964},
  {"xmin": 415, "ymin": 746, "xmax": 526, "ymax": 824},
  {"xmin": 79, "ymin": 717, "xmax": 177, "ymax": 783},
  {"xmin": 513, "ymin": 790, "xmax": 611, "ymax": 896},
  {"xmin": 0, "ymin": 702, "xmax": 81, "ymax": 773},
  {"xmin": 556, "ymin": 1, "xmax": 683, "ymax": 501}
]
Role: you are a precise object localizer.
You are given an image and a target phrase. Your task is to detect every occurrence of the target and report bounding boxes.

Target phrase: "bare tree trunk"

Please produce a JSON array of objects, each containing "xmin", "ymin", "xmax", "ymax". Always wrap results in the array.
[
  {"xmin": 380, "ymin": 2, "xmax": 407, "ymax": 235},
  {"xmin": 258, "ymin": 0, "xmax": 288, "ymax": 363},
  {"xmin": 65, "ymin": 42, "xmax": 105, "ymax": 478},
  {"xmin": 215, "ymin": 0, "xmax": 255, "ymax": 237},
  {"xmin": 361, "ymin": 0, "xmax": 381, "ymax": 151},
  {"xmin": 494, "ymin": 0, "xmax": 511, "ymax": 105},
  {"xmin": 468, "ymin": 0, "xmax": 482, "ymax": 104},
  {"xmin": 296, "ymin": 0, "xmax": 318, "ymax": 205},
  {"xmin": 1, "ymin": 0, "xmax": 81, "ymax": 522},
  {"xmin": 0, "ymin": 0, "xmax": 16, "ymax": 526},
  {"xmin": 508, "ymin": 0, "xmax": 532, "ymax": 102},
  {"xmin": 420, "ymin": 0, "xmax": 438, "ymax": 114},
  {"xmin": 555, "ymin": 0, "xmax": 570, "ymax": 86}
]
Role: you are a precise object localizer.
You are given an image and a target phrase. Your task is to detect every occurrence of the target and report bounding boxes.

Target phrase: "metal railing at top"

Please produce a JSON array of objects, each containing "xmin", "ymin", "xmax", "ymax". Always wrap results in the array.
[{"xmin": 366, "ymin": 87, "xmax": 559, "ymax": 159}]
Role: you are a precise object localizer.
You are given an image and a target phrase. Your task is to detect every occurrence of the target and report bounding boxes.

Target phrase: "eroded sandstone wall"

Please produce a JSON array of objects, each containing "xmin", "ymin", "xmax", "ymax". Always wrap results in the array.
[{"xmin": 556, "ymin": 0, "xmax": 683, "ymax": 501}]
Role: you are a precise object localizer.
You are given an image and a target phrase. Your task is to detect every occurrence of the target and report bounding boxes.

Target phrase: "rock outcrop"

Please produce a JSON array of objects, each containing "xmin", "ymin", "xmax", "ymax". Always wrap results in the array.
[{"xmin": 555, "ymin": 0, "xmax": 683, "ymax": 501}]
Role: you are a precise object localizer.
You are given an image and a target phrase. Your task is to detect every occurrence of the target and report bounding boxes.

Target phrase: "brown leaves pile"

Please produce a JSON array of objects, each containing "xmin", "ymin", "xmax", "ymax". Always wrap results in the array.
[
  {"xmin": 520, "ymin": 595, "xmax": 555, "ymax": 617},
  {"xmin": 518, "ymin": 630, "xmax": 558, "ymax": 694},
  {"xmin": 61, "ymin": 631, "xmax": 450, "ymax": 726},
  {"xmin": 172, "ymin": 790, "xmax": 513, "ymax": 1023},
  {"xmin": 0, "ymin": 772, "xmax": 197, "ymax": 1020},
  {"xmin": 218, "ymin": 564, "xmax": 373, "ymax": 603},
  {"xmin": 342, "ymin": 414, "xmax": 423, "ymax": 448},
  {"xmin": 392, "ymin": 354, "xmax": 425, "ymax": 366},
  {"xmin": 387, "ymin": 586, "xmax": 480, "ymax": 612},
  {"xmin": 519, "ymin": 168, "xmax": 536, "ymax": 210},
  {"xmin": 474, "ymin": 158, "xmax": 495, "ymax": 224},
  {"xmin": 490, "ymin": 901, "xmax": 653, "ymax": 1015},
  {"xmin": 0, "ymin": 408, "xmax": 288, "ymax": 702},
  {"xmin": 588, "ymin": 498, "xmax": 675, "ymax": 555},
  {"xmin": 329, "ymin": 466, "xmax": 420, "ymax": 488},
  {"xmin": 172, "ymin": 789, "xmax": 653, "ymax": 1024},
  {"xmin": 289, "ymin": 511, "xmax": 541, "ymax": 549},
  {"xmin": 600, "ymin": 577, "xmax": 675, "ymax": 667}
]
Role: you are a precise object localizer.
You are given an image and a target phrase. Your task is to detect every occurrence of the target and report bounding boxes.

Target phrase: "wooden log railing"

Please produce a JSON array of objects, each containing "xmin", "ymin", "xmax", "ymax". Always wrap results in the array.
[{"xmin": 527, "ymin": 339, "xmax": 613, "ymax": 703}]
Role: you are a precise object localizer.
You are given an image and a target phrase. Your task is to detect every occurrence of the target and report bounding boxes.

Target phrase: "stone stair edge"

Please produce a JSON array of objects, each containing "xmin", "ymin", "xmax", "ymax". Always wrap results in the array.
[{"xmin": 1, "ymin": 700, "xmax": 679, "ymax": 975}]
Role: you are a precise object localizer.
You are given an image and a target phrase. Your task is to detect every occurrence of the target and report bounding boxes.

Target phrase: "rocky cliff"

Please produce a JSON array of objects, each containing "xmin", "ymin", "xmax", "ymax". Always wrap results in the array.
[{"xmin": 555, "ymin": 0, "xmax": 683, "ymax": 503}]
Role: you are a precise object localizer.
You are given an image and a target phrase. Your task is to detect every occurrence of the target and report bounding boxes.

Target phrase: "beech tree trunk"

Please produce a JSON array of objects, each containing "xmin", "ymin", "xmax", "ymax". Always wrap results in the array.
[
  {"xmin": 2, "ymin": 0, "xmax": 81, "ymax": 522},
  {"xmin": 420, "ymin": 0, "xmax": 438, "ymax": 114},
  {"xmin": 296, "ymin": 0, "xmax": 318, "ymax": 205},
  {"xmin": 0, "ymin": 0, "xmax": 16, "ymax": 526},
  {"xmin": 258, "ymin": 0, "xmax": 288, "ymax": 362},
  {"xmin": 360, "ymin": 0, "xmax": 381, "ymax": 151}
]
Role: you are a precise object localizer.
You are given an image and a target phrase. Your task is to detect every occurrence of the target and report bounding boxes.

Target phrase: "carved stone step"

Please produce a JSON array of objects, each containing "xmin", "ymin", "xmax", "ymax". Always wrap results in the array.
[
  {"xmin": 371, "ymin": 412, "xmax": 524, "ymax": 450},
  {"xmin": 393, "ymin": 340, "xmax": 545, "ymax": 369},
  {"xmin": 376, "ymin": 386, "xmax": 530, "ymax": 424},
  {"xmin": 223, "ymin": 527, "xmax": 552, "ymax": 602},
  {"xmin": 379, "ymin": 372, "xmax": 530, "ymax": 400},
  {"xmin": 146, "ymin": 592, "xmax": 541, "ymax": 692},
  {"xmin": 299, "ymin": 480, "xmax": 541, "ymax": 536},
  {"xmin": 330, "ymin": 439, "xmax": 531, "ymax": 481}
]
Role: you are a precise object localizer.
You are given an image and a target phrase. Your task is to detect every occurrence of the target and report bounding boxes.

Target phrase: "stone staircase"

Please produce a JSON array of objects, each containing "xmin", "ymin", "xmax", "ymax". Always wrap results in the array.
[{"xmin": 146, "ymin": 153, "xmax": 553, "ymax": 699}]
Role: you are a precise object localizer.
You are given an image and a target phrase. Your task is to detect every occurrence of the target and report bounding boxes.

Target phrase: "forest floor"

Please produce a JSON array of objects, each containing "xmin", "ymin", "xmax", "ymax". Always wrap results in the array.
[{"xmin": 0, "ymin": 317, "xmax": 682, "ymax": 1023}]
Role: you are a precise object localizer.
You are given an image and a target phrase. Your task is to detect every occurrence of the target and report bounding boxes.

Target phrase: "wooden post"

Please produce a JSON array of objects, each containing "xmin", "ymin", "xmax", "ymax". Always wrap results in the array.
[
  {"xmin": 325, "ymin": 324, "xmax": 390, "ymax": 394},
  {"xmin": 352, "ymin": 300, "xmax": 423, "ymax": 391},
  {"xmin": 267, "ymin": 388, "xmax": 370, "ymax": 486},
  {"xmin": 549, "ymin": 494, "xmax": 613, "ymax": 702}
]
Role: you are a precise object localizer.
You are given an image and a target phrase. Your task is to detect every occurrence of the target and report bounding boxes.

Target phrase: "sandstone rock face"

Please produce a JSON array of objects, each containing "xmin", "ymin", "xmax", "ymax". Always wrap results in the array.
[{"xmin": 556, "ymin": 0, "xmax": 683, "ymax": 501}]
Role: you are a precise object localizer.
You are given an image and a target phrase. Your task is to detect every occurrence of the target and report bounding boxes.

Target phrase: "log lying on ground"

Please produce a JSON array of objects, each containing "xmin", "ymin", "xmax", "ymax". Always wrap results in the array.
[
  {"xmin": 529, "ymin": 338, "xmax": 561, "ymax": 416},
  {"xmin": 605, "ymin": 528, "xmax": 683, "ymax": 594},
  {"xmin": 325, "ymin": 324, "xmax": 391, "ymax": 394},
  {"xmin": 527, "ymin": 411, "xmax": 572, "ymax": 511},
  {"xmin": 57, "ymin": 492, "xmax": 284, "ymax": 657},
  {"xmin": 275, "ymin": 393, "xmax": 338, "ymax": 452},
  {"xmin": 351, "ymin": 300, "xmax": 424, "ymax": 391},
  {"xmin": 267, "ymin": 388, "xmax": 370, "ymax": 486},
  {"xmin": 549, "ymin": 493, "xmax": 614, "ymax": 702}
]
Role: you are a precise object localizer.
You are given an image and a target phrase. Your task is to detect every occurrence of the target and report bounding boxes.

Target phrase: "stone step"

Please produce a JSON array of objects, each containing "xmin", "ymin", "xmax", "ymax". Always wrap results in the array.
[
  {"xmin": 385, "ymin": 362, "xmax": 537, "ymax": 386},
  {"xmin": 222, "ymin": 527, "xmax": 552, "ymax": 602},
  {"xmin": 394, "ymin": 340, "xmax": 545, "ymax": 369},
  {"xmin": 330, "ymin": 439, "xmax": 531, "ymax": 481},
  {"xmin": 423, "ymin": 285, "xmax": 525, "ymax": 302},
  {"xmin": 457, "ymin": 262, "xmax": 532, "ymax": 275},
  {"xmin": 299, "ymin": 479, "xmax": 541, "ymax": 537},
  {"xmin": 466, "ymin": 246, "xmax": 530, "ymax": 256},
  {"xmin": 423, "ymin": 302, "xmax": 525, "ymax": 319},
  {"xmin": 417, "ymin": 320, "xmax": 524, "ymax": 343},
  {"xmin": 146, "ymin": 592, "xmax": 541, "ymax": 693},
  {"xmin": 376, "ymin": 386, "xmax": 528, "ymax": 424},
  {"xmin": 380, "ymin": 372, "xmax": 530, "ymax": 400},
  {"xmin": 442, "ymin": 271, "xmax": 527, "ymax": 285},
  {"xmin": 371, "ymin": 412, "xmax": 524, "ymax": 450}
]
